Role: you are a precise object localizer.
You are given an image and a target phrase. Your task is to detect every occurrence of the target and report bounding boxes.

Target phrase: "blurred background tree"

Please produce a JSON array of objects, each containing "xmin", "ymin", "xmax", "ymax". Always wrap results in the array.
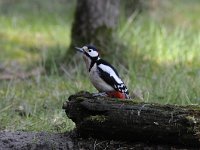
[
  {"xmin": 66, "ymin": 0, "xmax": 161, "ymax": 60},
  {"xmin": 67, "ymin": 0, "xmax": 120, "ymax": 57}
]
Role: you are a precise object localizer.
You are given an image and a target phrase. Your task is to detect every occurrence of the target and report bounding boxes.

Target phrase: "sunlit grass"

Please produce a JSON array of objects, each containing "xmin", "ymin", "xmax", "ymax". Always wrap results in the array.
[
  {"xmin": 0, "ymin": 0, "xmax": 73, "ymax": 67},
  {"xmin": 0, "ymin": 0, "xmax": 76, "ymax": 131},
  {"xmin": 123, "ymin": 20, "xmax": 200, "ymax": 65},
  {"xmin": 0, "ymin": 74, "xmax": 96, "ymax": 131},
  {"xmin": 118, "ymin": 1, "xmax": 200, "ymax": 105}
]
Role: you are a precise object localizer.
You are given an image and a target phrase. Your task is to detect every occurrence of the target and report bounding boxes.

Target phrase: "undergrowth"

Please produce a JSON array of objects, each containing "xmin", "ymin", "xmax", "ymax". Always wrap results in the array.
[{"xmin": 0, "ymin": 0, "xmax": 200, "ymax": 132}]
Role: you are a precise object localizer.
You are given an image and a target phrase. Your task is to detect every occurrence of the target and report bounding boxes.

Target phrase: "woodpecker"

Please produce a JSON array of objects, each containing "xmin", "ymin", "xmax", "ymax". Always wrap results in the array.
[{"xmin": 76, "ymin": 45, "xmax": 130, "ymax": 99}]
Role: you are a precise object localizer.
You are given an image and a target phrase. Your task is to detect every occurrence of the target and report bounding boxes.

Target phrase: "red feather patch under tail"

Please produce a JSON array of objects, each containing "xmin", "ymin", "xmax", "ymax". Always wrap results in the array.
[{"xmin": 106, "ymin": 91, "xmax": 126, "ymax": 99}]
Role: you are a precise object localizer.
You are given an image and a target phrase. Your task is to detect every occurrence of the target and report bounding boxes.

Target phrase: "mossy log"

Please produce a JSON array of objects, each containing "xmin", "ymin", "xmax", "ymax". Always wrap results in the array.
[{"xmin": 63, "ymin": 91, "xmax": 200, "ymax": 147}]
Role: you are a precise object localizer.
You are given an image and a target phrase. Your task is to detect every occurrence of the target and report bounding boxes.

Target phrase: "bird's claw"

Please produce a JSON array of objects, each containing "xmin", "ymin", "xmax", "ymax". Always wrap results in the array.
[{"xmin": 92, "ymin": 92, "xmax": 108, "ymax": 97}]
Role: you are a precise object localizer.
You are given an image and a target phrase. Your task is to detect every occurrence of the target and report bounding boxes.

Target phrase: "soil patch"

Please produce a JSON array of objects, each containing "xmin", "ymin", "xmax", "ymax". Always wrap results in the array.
[{"xmin": 0, "ymin": 131, "xmax": 190, "ymax": 150}]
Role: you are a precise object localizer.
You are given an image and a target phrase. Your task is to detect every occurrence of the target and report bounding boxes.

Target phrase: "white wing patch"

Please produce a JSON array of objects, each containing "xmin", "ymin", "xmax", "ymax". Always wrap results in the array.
[{"xmin": 98, "ymin": 64, "xmax": 123, "ymax": 84}]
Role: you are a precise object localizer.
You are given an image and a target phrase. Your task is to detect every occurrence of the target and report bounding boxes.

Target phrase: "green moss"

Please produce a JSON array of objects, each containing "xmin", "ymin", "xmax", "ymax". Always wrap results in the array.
[
  {"xmin": 110, "ymin": 98, "xmax": 147, "ymax": 105},
  {"xmin": 184, "ymin": 105, "xmax": 200, "ymax": 111},
  {"xmin": 74, "ymin": 97, "xmax": 85, "ymax": 102},
  {"xmin": 86, "ymin": 115, "xmax": 107, "ymax": 123},
  {"xmin": 186, "ymin": 116, "xmax": 198, "ymax": 124}
]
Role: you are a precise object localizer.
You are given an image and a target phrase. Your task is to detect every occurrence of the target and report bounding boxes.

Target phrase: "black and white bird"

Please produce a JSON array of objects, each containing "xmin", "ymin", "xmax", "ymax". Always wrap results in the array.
[{"xmin": 76, "ymin": 45, "xmax": 130, "ymax": 99}]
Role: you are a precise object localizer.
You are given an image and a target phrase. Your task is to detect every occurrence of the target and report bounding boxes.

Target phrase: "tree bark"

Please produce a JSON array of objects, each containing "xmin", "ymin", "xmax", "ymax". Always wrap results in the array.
[
  {"xmin": 66, "ymin": 0, "xmax": 120, "ymax": 57},
  {"xmin": 63, "ymin": 91, "xmax": 200, "ymax": 147}
]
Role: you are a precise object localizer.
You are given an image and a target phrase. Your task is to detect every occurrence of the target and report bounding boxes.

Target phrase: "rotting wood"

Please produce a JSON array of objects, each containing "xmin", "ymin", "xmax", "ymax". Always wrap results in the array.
[{"xmin": 63, "ymin": 91, "xmax": 200, "ymax": 147}]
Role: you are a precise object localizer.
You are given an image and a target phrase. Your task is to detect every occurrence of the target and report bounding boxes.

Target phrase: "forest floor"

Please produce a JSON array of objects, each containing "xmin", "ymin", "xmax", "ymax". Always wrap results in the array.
[
  {"xmin": 0, "ymin": 0, "xmax": 200, "ymax": 132},
  {"xmin": 0, "ymin": 131, "xmax": 189, "ymax": 150},
  {"xmin": 0, "ymin": 0, "xmax": 200, "ymax": 149}
]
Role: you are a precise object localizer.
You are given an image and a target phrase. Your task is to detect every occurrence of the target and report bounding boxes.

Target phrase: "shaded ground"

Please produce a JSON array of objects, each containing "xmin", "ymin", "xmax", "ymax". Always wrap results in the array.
[
  {"xmin": 0, "ymin": 131, "xmax": 192, "ymax": 150},
  {"xmin": 0, "ymin": 131, "xmax": 73, "ymax": 150}
]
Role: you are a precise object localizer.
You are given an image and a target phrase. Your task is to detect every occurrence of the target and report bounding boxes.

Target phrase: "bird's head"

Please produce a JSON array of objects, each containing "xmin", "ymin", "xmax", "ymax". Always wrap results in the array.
[
  {"xmin": 75, "ymin": 45, "xmax": 100, "ymax": 67},
  {"xmin": 75, "ymin": 45, "xmax": 99, "ymax": 59}
]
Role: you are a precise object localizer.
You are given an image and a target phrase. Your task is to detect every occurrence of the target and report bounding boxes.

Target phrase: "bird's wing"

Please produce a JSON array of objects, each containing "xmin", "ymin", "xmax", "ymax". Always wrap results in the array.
[{"xmin": 97, "ymin": 62, "xmax": 128, "ymax": 94}]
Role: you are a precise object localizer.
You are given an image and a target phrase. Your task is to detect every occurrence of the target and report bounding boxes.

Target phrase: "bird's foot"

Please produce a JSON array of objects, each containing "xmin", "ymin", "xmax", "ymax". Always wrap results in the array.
[
  {"xmin": 92, "ymin": 92, "xmax": 127, "ymax": 100},
  {"xmin": 92, "ymin": 92, "xmax": 108, "ymax": 97}
]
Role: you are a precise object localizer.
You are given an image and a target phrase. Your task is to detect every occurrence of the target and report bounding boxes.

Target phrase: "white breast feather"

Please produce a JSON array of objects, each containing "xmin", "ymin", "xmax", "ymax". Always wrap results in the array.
[{"xmin": 89, "ymin": 64, "xmax": 114, "ymax": 92}]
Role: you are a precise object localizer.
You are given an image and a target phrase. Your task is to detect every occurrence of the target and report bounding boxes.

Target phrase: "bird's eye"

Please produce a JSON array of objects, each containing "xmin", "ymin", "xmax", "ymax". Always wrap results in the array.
[{"xmin": 88, "ymin": 49, "xmax": 92, "ymax": 52}]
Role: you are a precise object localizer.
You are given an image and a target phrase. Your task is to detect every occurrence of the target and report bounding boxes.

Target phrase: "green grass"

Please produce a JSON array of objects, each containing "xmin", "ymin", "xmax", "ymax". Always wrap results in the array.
[
  {"xmin": 0, "ymin": 0, "xmax": 74, "ymax": 68},
  {"xmin": 0, "ymin": 0, "xmax": 200, "ymax": 132}
]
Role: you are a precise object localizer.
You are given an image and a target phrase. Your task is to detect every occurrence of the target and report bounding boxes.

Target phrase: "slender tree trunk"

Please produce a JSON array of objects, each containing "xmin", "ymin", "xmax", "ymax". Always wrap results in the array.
[{"xmin": 66, "ymin": 0, "xmax": 120, "ymax": 58}]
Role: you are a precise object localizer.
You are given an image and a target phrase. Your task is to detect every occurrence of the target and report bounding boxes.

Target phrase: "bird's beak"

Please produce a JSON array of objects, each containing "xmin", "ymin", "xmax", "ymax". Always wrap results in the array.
[{"xmin": 75, "ymin": 47, "xmax": 84, "ymax": 53}]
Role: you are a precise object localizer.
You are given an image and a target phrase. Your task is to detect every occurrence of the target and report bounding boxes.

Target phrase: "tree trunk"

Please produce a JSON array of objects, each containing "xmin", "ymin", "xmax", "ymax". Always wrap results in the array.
[
  {"xmin": 63, "ymin": 91, "xmax": 200, "ymax": 147},
  {"xmin": 66, "ymin": 0, "xmax": 120, "ymax": 57}
]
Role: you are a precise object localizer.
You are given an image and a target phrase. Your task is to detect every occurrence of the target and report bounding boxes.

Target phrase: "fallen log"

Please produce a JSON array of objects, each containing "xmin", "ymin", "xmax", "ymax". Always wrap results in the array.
[{"xmin": 63, "ymin": 91, "xmax": 200, "ymax": 147}]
